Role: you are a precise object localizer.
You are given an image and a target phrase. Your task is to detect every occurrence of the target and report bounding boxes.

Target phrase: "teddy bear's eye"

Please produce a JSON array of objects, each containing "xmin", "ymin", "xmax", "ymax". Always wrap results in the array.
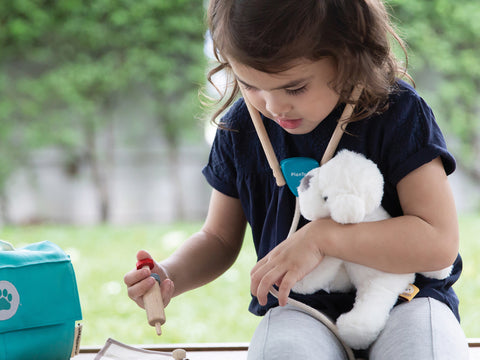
[{"xmin": 323, "ymin": 196, "xmax": 328, "ymax": 202}]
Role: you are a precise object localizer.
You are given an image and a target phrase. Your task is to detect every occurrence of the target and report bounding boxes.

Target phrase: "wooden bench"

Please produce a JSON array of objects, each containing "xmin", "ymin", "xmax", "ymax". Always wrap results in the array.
[
  {"xmin": 470, "ymin": 338, "xmax": 480, "ymax": 360},
  {"xmin": 75, "ymin": 342, "xmax": 249, "ymax": 359},
  {"xmin": 75, "ymin": 339, "xmax": 480, "ymax": 359}
]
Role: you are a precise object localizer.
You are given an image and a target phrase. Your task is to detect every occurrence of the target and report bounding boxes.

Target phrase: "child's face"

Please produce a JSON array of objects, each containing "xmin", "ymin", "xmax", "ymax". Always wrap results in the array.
[{"xmin": 231, "ymin": 58, "xmax": 340, "ymax": 135}]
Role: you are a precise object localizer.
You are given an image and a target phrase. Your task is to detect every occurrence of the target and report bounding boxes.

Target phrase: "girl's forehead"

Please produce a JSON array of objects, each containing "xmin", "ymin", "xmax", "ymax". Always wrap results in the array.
[
  {"xmin": 230, "ymin": 58, "xmax": 335, "ymax": 89},
  {"xmin": 230, "ymin": 58, "xmax": 312, "ymax": 74},
  {"xmin": 232, "ymin": 61, "xmax": 308, "ymax": 86}
]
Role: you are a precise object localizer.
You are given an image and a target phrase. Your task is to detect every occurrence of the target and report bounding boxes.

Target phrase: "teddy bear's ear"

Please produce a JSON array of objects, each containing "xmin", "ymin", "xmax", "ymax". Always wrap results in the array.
[
  {"xmin": 328, "ymin": 194, "xmax": 366, "ymax": 224},
  {"xmin": 298, "ymin": 167, "xmax": 331, "ymax": 221},
  {"xmin": 298, "ymin": 172, "xmax": 314, "ymax": 193}
]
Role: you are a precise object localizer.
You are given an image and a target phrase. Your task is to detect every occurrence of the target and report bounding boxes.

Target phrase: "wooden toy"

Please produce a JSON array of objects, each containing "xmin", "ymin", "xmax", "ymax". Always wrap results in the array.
[
  {"xmin": 136, "ymin": 258, "xmax": 166, "ymax": 335},
  {"xmin": 172, "ymin": 348, "xmax": 187, "ymax": 359},
  {"xmin": 93, "ymin": 337, "xmax": 188, "ymax": 359},
  {"xmin": 241, "ymin": 92, "xmax": 286, "ymax": 187}
]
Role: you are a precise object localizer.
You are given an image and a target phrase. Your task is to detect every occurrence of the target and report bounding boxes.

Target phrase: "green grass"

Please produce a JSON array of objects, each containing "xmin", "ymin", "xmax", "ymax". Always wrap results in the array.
[
  {"xmin": 0, "ymin": 224, "xmax": 260, "ymax": 346},
  {"xmin": 456, "ymin": 214, "xmax": 480, "ymax": 338},
  {"xmin": 1, "ymin": 216, "xmax": 478, "ymax": 347}
]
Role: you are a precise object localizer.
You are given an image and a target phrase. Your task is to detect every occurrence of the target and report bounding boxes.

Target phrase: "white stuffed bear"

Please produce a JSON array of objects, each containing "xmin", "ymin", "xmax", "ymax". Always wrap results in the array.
[{"xmin": 292, "ymin": 149, "xmax": 452, "ymax": 350}]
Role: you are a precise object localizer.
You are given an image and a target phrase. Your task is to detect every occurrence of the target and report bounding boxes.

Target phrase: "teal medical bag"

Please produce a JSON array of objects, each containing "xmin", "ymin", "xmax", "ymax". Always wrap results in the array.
[{"xmin": 0, "ymin": 240, "xmax": 82, "ymax": 360}]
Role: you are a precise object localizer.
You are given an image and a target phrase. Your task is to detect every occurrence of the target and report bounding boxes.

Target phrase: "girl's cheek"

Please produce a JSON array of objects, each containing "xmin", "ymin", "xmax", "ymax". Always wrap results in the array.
[{"xmin": 249, "ymin": 94, "xmax": 267, "ymax": 114}]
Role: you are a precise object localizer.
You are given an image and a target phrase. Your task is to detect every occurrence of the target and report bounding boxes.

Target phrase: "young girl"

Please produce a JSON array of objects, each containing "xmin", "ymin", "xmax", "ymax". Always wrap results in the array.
[{"xmin": 124, "ymin": 0, "xmax": 469, "ymax": 358}]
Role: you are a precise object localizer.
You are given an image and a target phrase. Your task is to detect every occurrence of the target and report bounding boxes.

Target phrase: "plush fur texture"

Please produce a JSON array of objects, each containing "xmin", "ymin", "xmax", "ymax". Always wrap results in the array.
[{"xmin": 293, "ymin": 150, "xmax": 452, "ymax": 349}]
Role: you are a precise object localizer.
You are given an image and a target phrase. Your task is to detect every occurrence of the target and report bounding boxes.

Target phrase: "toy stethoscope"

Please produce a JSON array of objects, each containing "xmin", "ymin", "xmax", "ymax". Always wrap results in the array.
[{"xmin": 240, "ymin": 85, "xmax": 363, "ymax": 360}]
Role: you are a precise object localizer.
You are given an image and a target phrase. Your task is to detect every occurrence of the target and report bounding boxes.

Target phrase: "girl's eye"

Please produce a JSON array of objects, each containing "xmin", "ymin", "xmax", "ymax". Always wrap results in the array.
[
  {"xmin": 242, "ymin": 84, "xmax": 257, "ymax": 92},
  {"xmin": 286, "ymin": 85, "xmax": 308, "ymax": 96}
]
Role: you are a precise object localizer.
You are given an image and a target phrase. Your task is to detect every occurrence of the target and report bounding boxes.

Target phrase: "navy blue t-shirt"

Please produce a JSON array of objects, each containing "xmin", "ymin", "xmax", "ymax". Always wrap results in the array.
[{"xmin": 202, "ymin": 80, "xmax": 462, "ymax": 322}]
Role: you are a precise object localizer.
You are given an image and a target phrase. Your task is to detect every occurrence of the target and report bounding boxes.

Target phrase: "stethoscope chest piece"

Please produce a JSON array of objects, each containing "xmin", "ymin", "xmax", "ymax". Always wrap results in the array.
[{"xmin": 280, "ymin": 157, "xmax": 319, "ymax": 197}]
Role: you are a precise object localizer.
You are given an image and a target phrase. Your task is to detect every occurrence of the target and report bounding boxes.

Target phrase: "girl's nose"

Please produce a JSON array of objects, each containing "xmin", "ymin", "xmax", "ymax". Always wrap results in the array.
[{"xmin": 265, "ymin": 94, "xmax": 292, "ymax": 118}]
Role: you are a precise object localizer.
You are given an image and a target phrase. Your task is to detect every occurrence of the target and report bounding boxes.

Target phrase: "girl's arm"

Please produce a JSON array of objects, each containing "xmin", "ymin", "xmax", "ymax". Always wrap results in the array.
[
  {"xmin": 162, "ymin": 189, "xmax": 247, "ymax": 296},
  {"xmin": 125, "ymin": 189, "xmax": 247, "ymax": 307},
  {"xmin": 251, "ymin": 157, "xmax": 459, "ymax": 306}
]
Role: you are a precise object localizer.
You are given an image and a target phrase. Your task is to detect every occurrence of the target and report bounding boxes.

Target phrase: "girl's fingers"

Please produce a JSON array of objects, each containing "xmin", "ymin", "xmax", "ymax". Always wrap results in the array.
[
  {"xmin": 136, "ymin": 250, "xmax": 169, "ymax": 281},
  {"xmin": 250, "ymin": 252, "xmax": 277, "ymax": 295},
  {"xmin": 251, "ymin": 262, "xmax": 286, "ymax": 306},
  {"xmin": 250, "ymin": 259, "xmax": 268, "ymax": 298},
  {"xmin": 252, "ymin": 266, "xmax": 299, "ymax": 307},
  {"xmin": 126, "ymin": 273, "xmax": 156, "ymax": 308},
  {"xmin": 159, "ymin": 278, "xmax": 175, "ymax": 307},
  {"xmin": 124, "ymin": 266, "xmax": 151, "ymax": 287},
  {"xmin": 250, "ymin": 231, "xmax": 324, "ymax": 306},
  {"xmin": 277, "ymin": 271, "xmax": 299, "ymax": 306},
  {"xmin": 125, "ymin": 250, "xmax": 174, "ymax": 308}
]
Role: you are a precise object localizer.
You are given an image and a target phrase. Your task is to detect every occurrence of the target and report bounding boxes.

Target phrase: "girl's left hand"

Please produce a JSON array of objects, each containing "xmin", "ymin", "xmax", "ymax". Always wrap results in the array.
[
  {"xmin": 124, "ymin": 250, "xmax": 175, "ymax": 309},
  {"xmin": 250, "ymin": 221, "xmax": 326, "ymax": 307}
]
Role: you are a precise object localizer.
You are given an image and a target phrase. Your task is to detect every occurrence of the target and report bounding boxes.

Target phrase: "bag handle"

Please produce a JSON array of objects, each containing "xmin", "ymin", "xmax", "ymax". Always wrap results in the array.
[{"xmin": 0, "ymin": 240, "xmax": 15, "ymax": 251}]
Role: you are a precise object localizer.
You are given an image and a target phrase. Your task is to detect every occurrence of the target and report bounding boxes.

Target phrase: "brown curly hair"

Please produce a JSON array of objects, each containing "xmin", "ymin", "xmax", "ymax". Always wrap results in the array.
[{"xmin": 206, "ymin": 0, "xmax": 410, "ymax": 126}]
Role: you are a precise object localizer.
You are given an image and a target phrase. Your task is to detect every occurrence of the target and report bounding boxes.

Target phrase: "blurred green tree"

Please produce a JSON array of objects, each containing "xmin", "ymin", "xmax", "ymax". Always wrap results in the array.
[
  {"xmin": 389, "ymin": 0, "xmax": 480, "ymax": 180},
  {"xmin": 0, "ymin": 0, "xmax": 205, "ymax": 222}
]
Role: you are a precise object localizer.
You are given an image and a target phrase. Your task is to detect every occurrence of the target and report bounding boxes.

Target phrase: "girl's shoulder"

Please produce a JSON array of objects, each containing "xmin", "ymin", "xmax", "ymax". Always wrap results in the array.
[
  {"xmin": 387, "ymin": 80, "xmax": 422, "ymax": 110},
  {"xmin": 211, "ymin": 97, "xmax": 263, "ymax": 164},
  {"xmin": 362, "ymin": 79, "xmax": 455, "ymax": 181},
  {"xmin": 386, "ymin": 79, "xmax": 429, "ymax": 118},
  {"xmin": 368, "ymin": 79, "xmax": 437, "ymax": 136},
  {"xmin": 219, "ymin": 98, "xmax": 253, "ymax": 131},
  {"xmin": 393, "ymin": 78, "xmax": 417, "ymax": 95}
]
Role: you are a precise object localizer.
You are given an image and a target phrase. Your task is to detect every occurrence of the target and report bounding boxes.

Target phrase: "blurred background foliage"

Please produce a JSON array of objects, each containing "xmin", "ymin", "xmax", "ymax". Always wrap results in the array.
[
  {"xmin": 0, "ymin": 0, "xmax": 206, "ymax": 223},
  {"xmin": 0, "ymin": 1, "xmax": 479, "ymax": 225},
  {"xmin": 388, "ymin": 0, "xmax": 480, "ymax": 179}
]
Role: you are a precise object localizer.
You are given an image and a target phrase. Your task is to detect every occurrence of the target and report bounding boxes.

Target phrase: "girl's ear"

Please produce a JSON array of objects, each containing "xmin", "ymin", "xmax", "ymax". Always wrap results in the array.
[{"xmin": 328, "ymin": 194, "xmax": 366, "ymax": 224}]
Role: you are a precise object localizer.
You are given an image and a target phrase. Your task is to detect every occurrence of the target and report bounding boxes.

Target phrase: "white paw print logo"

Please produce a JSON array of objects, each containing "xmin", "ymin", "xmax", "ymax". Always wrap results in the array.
[{"xmin": 0, "ymin": 281, "xmax": 20, "ymax": 321}]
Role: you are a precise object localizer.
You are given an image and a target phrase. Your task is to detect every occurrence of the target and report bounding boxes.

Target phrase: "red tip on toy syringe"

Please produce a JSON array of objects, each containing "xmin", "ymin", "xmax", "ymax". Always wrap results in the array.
[{"xmin": 136, "ymin": 258, "xmax": 166, "ymax": 335}]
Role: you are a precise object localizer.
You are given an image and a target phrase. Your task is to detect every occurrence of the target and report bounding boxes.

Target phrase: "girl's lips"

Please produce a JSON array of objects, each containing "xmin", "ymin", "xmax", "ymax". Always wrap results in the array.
[{"xmin": 276, "ymin": 117, "xmax": 303, "ymax": 130}]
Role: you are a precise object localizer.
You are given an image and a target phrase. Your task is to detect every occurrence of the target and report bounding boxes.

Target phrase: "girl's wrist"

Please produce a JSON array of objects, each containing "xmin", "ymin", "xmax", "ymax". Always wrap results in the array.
[
  {"xmin": 157, "ymin": 261, "xmax": 172, "ymax": 282},
  {"xmin": 308, "ymin": 218, "xmax": 341, "ymax": 259}
]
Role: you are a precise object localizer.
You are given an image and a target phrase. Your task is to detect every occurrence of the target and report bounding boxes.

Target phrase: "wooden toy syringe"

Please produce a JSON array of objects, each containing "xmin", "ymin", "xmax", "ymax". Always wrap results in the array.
[{"xmin": 136, "ymin": 258, "xmax": 166, "ymax": 335}]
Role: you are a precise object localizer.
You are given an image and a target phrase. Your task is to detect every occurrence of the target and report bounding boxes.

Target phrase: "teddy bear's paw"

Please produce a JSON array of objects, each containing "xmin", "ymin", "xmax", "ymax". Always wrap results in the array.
[
  {"xmin": 292, "ymin": 269, "xmax": 331, "ymax": 294},
  {"xmin": 420, "ymin": 265, "xmax": 452, "ymax": 280},
  {"xmin": 336, "ymin": 311, "xmax": 383, "ymax": 349},
  {"xmin": 292, "ymin": 258, "xmax": 345, "ymax": 294},
  {"xmin": 291, "ymin": 280, "xmax": 318, "ymax": 295}
]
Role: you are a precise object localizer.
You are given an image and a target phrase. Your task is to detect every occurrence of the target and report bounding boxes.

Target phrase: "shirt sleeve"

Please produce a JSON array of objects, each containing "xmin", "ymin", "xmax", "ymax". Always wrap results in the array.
[
  {"xmin": 202, "ymin": 131, "xmax": 239, "ymax": 198},
  {"xmin": 201, "ymin": 102, "xmax": 245, "ymax": 198},
  {"xmin": 380, "ymin": 87, "xmax": 456, "ymax": 187}
]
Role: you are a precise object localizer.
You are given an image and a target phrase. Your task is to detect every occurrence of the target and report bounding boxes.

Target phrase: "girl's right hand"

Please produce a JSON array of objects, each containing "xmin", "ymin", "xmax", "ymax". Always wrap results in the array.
[{"xmin": 123, "ymin": 250, "xmax": 175, "ymax": 309}]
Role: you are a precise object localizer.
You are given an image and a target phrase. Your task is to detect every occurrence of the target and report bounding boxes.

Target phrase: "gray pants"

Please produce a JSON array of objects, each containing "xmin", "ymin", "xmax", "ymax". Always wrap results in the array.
[{"xmin": 247, "ymin": 298, "xmax": 469, "ymax": 360}]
